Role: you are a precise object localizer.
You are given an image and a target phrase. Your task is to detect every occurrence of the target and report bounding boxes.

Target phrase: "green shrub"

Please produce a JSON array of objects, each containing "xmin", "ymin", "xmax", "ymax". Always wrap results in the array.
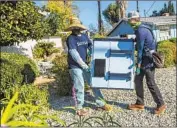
[
  {"xmin": 52, "ymin": 53, "xmax": 72, "ymax": 96},
  {"xmin": 158, "ymin": 40, "xmax": 176, "ymax": 67},
  {"xmin": 1, "ymin": 52, "xmax": 39, "ymax": 82},
  {"xmin": 1, "ymin": 92, "xmax": 66, "ymax": 127},
  {"xmin": 0, "ymin": 59, "xmax": 23, "ymax": 97},
  {"xmin": 169, "ymin": 38, "xmax": 176, "ymax": 43},
  {"xmin": 2, "ymin": 84, "xmax": 49, "ymax": 107},
  {"xmin": 158, "ymin": 48, "xmax": 174, "ymax": 67},
  {"xmin": 33, "ymin": 41, "xmax": 60, "ymax": 60},
  {"xmin": 18, "ymin": 84, "xmax": 49, "ymax": 106},
  {"xmin": 93, "ymin": 33, "xmax": 106, "ymax": 39},
  {"xmin": 0, "ymin": 52, "xmax": 39, "ymax": 97}
]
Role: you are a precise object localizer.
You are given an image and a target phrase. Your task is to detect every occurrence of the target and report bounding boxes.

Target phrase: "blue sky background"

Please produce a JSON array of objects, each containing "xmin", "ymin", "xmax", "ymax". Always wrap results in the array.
[{"xmin": 35, "ymin": 1, "xmax": 176, "ymax": 29}]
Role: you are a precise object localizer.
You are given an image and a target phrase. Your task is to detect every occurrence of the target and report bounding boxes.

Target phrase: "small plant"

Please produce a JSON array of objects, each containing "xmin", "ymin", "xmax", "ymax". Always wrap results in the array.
[
  {"xmin": 65, "ymin": 106, "xmax": 121, "ymax": 127},
  {"xmin": 1, "ymin": 84, "xmax": 49, "ymax": 109},
  {"xmin": 33, "ymin": 41, "xmax": 60, "ymax": 60},
  {"xmin": 95, "ymin": 112, "xmax": 121, "ymax": 127},
  {"xmin": 68, "ymin": 112, "xmax": 121, "ymax": 127},
  {"xmin": 1, "ymin": 92, "xmax": 44, "ymax": 126}
]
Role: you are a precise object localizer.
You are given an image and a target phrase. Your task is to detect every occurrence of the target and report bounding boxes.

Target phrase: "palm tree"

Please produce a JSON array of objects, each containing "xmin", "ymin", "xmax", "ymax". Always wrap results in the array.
[{"xmin": 103, "ymin": 3, "xmax": 120, "ymax": 26}]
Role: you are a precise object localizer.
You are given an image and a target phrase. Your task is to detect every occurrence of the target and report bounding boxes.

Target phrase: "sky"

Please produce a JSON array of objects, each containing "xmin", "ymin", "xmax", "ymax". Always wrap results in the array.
[{"xmin": 35, "ymin": 1, "xmax": 176, "ymax": 29}]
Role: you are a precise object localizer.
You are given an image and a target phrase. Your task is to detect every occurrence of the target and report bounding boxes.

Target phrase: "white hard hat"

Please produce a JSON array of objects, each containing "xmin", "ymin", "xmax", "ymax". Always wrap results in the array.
[{"xmin": 127, "ymin": 11, "xmax": 140, "ymax": 19}]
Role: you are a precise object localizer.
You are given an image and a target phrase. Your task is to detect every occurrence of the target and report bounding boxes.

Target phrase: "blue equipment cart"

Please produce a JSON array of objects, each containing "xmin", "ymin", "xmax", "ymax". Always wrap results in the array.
[{"xmin": 90, "ymin": 38, "xmax": 135, "ymax": 89}]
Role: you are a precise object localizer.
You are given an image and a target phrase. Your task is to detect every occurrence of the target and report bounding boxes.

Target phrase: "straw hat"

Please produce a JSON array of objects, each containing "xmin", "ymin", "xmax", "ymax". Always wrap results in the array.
[{"xmin": 65, "ymin": 17, "xmax": 87, "ymax": 31}]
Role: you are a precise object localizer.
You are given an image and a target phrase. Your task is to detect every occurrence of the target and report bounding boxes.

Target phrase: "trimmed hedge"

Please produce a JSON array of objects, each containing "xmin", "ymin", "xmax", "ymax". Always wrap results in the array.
[
  {"xmin": 158, "ymin": 40, "xmax": 176, "ymax": 67},
  {"xmin": 1, "ymin": 52, "xmax": 39, "ymax": 96},
  {"xmin": 52, "ymin": 53, "xmax": 72, "ymax": 96}
]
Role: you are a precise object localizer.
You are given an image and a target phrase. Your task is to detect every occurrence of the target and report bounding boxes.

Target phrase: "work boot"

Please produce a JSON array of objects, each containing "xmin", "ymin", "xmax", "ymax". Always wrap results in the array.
[
  {"xmin": 97, "ymin": 104, "xmax": 113, "ymax": 111},
  {"xmin": 154, "ymin": 104, "xmax": 166, "ymax": 115},
  {"xmin": 76, "ymin": 108, "xmax": 89, "ymax": 116},
  {"xmin": 128, "ymin": 104, "xmax": 144, "ymax": 111}
]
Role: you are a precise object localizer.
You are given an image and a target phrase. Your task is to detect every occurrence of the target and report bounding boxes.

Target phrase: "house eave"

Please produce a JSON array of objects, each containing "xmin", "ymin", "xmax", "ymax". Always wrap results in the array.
[
  {"xmin": 107, "ymin": 20, "xmax": 125, "ymax": 36},
  {"xmin": 107, "ymin": 16, "xmax": 176, "ymax": 36}
]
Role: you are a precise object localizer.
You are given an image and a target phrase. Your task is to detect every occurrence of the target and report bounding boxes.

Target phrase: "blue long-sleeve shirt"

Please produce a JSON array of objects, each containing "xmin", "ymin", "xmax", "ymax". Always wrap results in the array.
[
  {"xmin": 66, "ymin": 33, "xmax": 92, "ymax": 69},
  {"xmin": 135, "ymin": 24, "xmax": 156, "ymax": 65}
]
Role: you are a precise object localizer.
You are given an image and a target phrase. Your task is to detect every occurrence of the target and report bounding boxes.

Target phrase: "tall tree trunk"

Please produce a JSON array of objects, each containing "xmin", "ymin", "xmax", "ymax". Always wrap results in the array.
[
  {"xmin": 97, "ymin": 0, "xmax": 103, "ymax": 35},
  {"xmin": 116, "ymin": 0, "xmax": 128, "ymax": 18}
]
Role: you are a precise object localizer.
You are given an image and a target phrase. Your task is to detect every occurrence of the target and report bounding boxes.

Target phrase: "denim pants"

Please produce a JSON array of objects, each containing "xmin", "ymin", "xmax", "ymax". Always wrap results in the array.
[{"xmin": 69, "ymin": 68, "xmax": 105, "ymax": 110}]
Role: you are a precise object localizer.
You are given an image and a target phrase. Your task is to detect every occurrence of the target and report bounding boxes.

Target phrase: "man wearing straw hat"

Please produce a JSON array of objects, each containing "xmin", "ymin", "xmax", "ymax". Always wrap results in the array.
[{"xmin": 65, "ymin": 17, "xmax": 112, "ymax": 116}]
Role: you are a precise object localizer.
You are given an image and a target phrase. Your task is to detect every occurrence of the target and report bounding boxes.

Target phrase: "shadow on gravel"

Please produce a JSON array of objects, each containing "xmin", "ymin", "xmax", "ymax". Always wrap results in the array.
[
  {"xmin": 106, "ymin": 101, "xmax": 129, "ymax": 109},
  {"xmin": 47, "ymin": 86, "xmax": 155, "ymax": 115},
  {"xmin": 144, "ymin": 106, "xmax": 155, "ymax": 114},
  {"xmin": 107, "ymin": 101, "xmax": 155, "ymax": 114}
]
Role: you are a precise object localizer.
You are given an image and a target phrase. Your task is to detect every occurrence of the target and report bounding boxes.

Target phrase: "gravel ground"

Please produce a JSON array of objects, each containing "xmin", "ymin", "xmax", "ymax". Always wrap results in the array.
[{"xmin": 48, "ymin": 67, "xmax": 176, "ymax": 127}]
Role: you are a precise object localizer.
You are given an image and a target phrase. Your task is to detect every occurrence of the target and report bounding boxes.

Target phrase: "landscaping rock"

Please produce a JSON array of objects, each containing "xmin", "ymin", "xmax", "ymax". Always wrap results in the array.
[{"xmin": 48, "ymin": 67, "xmax": 176, "ymax": 127}]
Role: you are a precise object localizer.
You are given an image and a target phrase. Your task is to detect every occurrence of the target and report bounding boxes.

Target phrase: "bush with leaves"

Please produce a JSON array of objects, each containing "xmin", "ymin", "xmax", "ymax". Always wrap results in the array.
[
  {"xmin": 158, "ymin": 40, "xmax": 176, "ymax": 67},
  {"xmin": 52, "ymin": 53, "xmax": 72, "ymax": 96},
  {"xmin": 0, "ymin": 59, "xmax": 23, "ymax": 98},
  {"xmin": 93, "ymin": 33, "xmax": 106, "ymax": 39},
  {"xmin": 0, "ymin": 1, "xmax": 48, "ymax": 46},
  {"xmin": 0, "ymin": 52, "xmax": 39, "ymax": 97},
  {"xmin": 2, "ymin": 84, "xmax": 49, "ymax": 108},
  {"xmin": 1, "ymin": 92, "xmax": 66, "ymax": 127},
  {"xmin": 103, "ymin": 3, "xmax": 120, "ymax": 26},
  {"xmin": 33, "ymin": 41, "xmax": 60, "ymax": 60},
  {"xmin": 169, "ymin": 38, "xmax": 176, "ymax": 43},
  {"xmin": 46, "ymin": 1, "xmax": 73, "ymax": 34}
]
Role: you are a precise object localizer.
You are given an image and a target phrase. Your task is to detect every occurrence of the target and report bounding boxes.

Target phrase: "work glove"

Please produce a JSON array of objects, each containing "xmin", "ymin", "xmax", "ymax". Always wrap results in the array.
[
  {"xmin": 85, "ymin": 67, "xmax": 90, "ymax": 73},
  {"xmin": 87, "ymin": 49, "xmax": 92, "ymax": 57},
  {"xmin": 82, "ymin": 64, "xmax": 90, "ymax": 73},
  {"xmin": 135, "ymin": 67, "xmax": 141, "ymax": 75}
]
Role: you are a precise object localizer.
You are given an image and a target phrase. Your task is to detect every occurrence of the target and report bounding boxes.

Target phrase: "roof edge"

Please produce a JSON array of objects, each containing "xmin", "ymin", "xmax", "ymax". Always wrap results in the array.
[{"xmin": 107, "ymin": 19, "xmax": 126, "ymax": 36}]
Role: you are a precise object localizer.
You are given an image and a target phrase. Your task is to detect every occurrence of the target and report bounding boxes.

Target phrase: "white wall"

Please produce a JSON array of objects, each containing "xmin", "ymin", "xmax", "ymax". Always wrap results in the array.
[
  {"xmin": 1, "ymin": 36, "xmax": 63, "ymax": 59},
  {"xmin": 1, "ymin": 45, "xmax": 33, "ymax": 59},
  {"xmin": 20, "ymin": 36, "xmax": 63, "ymax": 49}
]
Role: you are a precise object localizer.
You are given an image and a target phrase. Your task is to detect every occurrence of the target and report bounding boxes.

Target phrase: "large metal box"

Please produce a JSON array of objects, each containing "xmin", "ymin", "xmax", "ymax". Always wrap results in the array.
[{"xmin": 90, "ymin": 38, "xmax": 135, "ymax": 89}]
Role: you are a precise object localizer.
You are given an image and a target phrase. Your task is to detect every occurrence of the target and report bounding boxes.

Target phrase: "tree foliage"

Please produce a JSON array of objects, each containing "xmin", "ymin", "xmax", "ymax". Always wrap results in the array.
[
  {"xmin": 103, "ymin": 3, "xmax": 120, "ymax": 26},
  {"xmin": 151, "ymin": 1, "xmax": 175, "ymax": 17},
  {"xmin": 44, "ymin": 12, "xmax": 60, "ymax": 36},
  {"xmin": 0, "ymin": 1, "xmax": 48, "ymax": 46},
  {"xmin": 168, "ymin": 1, "xmax": 175, "ymax": 15},
  {"xmin": 46, "ymin": 1, "xmax": 74, "ymax": 35},
  {"xmin": 88, "ymin": 23, "xmax": 112, "ymax": 39}
]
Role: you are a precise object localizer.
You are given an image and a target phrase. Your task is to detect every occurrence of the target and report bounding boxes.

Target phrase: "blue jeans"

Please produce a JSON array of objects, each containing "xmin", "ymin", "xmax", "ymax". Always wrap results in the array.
[{"xmin": 69, "ymin": 68, "xmax": 105, "ymax": 109}]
